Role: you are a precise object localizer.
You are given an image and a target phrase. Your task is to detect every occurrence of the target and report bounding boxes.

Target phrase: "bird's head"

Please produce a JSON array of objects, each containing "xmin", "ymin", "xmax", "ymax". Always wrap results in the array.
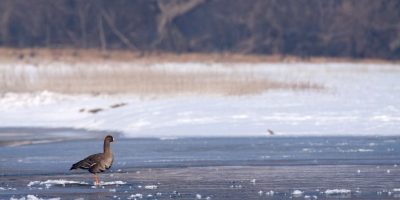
[{"xmin": 105, "ymin": 135, "xmax": 114, "ymax": 142}]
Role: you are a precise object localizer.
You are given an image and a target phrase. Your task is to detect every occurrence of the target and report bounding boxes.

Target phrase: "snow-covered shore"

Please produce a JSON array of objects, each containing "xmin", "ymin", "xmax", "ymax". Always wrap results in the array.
[{"xmin": 0, "ymin": 62, "xmax": 399, "ymax": 138}]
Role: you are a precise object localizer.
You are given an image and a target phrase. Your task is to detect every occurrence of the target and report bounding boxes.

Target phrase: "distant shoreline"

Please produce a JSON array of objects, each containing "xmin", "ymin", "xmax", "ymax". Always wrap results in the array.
[{"xmin": 0, "ymin": 47, "xmax": 398, "ymax": 65}]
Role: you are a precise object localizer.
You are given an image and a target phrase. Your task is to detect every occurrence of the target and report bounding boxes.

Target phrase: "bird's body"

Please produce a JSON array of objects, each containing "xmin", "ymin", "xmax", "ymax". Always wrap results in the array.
[
  {"xmin": 70, "ymin": 152, "xmax": 113, "ymax": 173},
  {"xmin": 70, "ymin": 135, "xmax": 114, "ymax": 185}
]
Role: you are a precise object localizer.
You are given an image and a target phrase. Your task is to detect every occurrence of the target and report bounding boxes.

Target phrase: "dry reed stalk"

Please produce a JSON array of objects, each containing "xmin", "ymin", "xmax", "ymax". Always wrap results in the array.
[
  {"xmin": 0, "ymin": 66, "xmax": 323, "ymax": 96},
  {"xmin": 0, "ymin": 48, "xmax": 329, "ymax": 96}
]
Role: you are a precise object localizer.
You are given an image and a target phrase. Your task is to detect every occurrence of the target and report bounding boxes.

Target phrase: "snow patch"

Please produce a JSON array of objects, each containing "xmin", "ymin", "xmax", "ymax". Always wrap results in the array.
[
  {"xmin": 127, "ymin": 194, "xmax": 143, "ymax": 199},
  {"xmin": 196, "ymin": 194, "xmax": 202, "ymax": 199},
  {"xmin": 357, "ymin": 149, "xmax": 374, "ymax": 152},
  {"xmin": 27, "ymin": 179, "xmax": 126, "ymax": 188},
  {"xmin": 265, "ymin": 190, "xmax": 275, "ymax": 196},
  {"xmin": 338, "ymin": 149, "xmax": 374, "ymax": 153},
  {"xmin": 10, "ymin": 195, "xmax": 60, "ymax": 200},
  {"xmin": 231, "ymin": 115, "xmax": 249, "ymax": 119},
  {"xmin": 99, "ymin": 181, "xmax": 126, "ymax": 186},
  {"xmin": 0, "ymin": 187, "xmax": 16, "ymax": 190},
  {"xmin": 144, "ymin": 185, "xmax": 158, "ymax": 190},
  {"xmin": 325, "ymin": 189, "xmax": 351, "ymax": 195},
  {"xmin": 27, "ymin": 179, "xmax": 88, "ymax": 188},
  {"xmin": 0, "ymin": 91, "xmax": 71, "ymax": 109},
  {"xmin": 292, "ymin": 190, "xmax": 303, "ymax": 197}
]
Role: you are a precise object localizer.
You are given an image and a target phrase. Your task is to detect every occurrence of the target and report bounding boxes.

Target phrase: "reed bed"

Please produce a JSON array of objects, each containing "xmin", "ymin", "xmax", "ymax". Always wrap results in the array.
[{"xmin": 0, "ymin": 48, "xmax": 323, "ymax": 96}]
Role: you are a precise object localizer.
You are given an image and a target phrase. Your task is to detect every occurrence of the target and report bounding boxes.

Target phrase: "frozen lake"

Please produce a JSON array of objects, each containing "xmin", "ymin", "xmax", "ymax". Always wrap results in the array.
[
  {"xmin": 1, "ymin": 61, "xmax": 399, "ymax": 199},
  {"xmin": 1, "ymin": 135, "xmax": 400, "ymax": 199}
]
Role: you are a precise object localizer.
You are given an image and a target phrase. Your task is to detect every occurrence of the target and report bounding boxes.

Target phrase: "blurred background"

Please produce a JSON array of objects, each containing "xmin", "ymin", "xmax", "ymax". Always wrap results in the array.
[
  {"xmin": 0, "ymin": 0, "xmax": 399, "ymax": 139},
  {"xmin": 0, "ymin": 0, "xmax": 399, "ymax": 59}
]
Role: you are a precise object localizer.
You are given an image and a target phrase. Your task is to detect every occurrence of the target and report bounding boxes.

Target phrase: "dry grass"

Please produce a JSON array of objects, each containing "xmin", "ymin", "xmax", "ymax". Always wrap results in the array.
[
  {"xmin": 0, "ymin": 47, "xmax": 397, "ymax": 65},
  {"xmin": 1, "ymin": 67, "xmax": 323, "ymax": 96},
  {"xmin": 0, "ymin": 48, "xmax": 326, "ymax": 96}
]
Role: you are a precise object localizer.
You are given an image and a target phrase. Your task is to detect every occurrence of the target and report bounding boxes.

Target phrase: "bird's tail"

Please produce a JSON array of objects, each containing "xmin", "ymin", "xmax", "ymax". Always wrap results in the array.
[{"xmin": 70, "ymin": 163, "xmax": 79, "ymax": 170}]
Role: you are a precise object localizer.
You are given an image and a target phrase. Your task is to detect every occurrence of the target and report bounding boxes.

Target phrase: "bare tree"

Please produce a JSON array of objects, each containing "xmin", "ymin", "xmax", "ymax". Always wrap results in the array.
[
  {"xmin": 97, "ymin": 13, "xmax": 107, "ymax": 53},
  {"xmin": 0, "ymin": 0, "xmax": 13, "ymax": 45},
  {"xmin": 154, "ymin": 0, "xmax": 206, "ymax": 49},
  {"xmin": 101, "ymin": 9, "xmax": 136, "ymax": 50}
]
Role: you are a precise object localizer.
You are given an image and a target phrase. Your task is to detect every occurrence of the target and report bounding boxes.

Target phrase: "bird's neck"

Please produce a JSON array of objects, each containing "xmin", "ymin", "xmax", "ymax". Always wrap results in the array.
[{"xmin": 104, "ymin": 141, "xmax": 112, "ymax": 155}]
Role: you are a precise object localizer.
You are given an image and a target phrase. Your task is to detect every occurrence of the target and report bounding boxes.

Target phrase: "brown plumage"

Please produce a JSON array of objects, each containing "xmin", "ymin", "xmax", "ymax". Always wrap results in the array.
[{"xmin": 70, "ymin": 135, "xmax": 114, "ymax": 185}]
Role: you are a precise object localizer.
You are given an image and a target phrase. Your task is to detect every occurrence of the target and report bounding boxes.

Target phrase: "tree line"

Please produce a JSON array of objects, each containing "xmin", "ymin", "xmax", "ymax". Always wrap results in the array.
[{"xmin": 0, "ymin": 0, "xmax": 399, "ymax": 59}]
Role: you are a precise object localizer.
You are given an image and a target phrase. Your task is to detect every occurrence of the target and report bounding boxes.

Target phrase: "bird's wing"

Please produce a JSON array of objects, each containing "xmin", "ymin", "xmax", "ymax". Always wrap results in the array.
[
  {"xmin": 89, "ymin": 154, "xmax": 113, "ymax": 174},
  {"xmin": 70, "ymin": 153, "xmax": 104, "ymax": 170}
]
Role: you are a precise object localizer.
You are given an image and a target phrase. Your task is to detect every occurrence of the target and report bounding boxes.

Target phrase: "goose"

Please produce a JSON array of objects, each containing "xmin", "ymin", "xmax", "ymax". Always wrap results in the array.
[{"xmin": 70, "ymin": 135, "xmax": 114, "ymax": 185}]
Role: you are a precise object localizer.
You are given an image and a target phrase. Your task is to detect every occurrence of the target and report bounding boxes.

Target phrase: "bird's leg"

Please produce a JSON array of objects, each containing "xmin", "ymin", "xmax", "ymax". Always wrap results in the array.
[
  {"xmin": 95, "ymin": 175, "xmax": 100, "ymax": 185},
  {"xmin": 93, "ymin": 174, "xmax": 100, "ymax": 185}
]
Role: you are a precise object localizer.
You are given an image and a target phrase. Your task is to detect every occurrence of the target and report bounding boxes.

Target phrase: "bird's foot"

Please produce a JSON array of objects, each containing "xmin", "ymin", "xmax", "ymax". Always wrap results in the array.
[{"xmin": 93, "ymin": 174, "xmax": 100, "ymax": 186}]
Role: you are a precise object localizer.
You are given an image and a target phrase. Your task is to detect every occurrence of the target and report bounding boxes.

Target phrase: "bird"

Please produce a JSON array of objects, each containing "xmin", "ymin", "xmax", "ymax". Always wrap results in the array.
[
  {"xmin": 70, "ymin": 135, "xmax": 114, "ymax": 185},
  {"xmin": 267, "ymin": 129, "xmax": 274, "ymax": 135}
]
